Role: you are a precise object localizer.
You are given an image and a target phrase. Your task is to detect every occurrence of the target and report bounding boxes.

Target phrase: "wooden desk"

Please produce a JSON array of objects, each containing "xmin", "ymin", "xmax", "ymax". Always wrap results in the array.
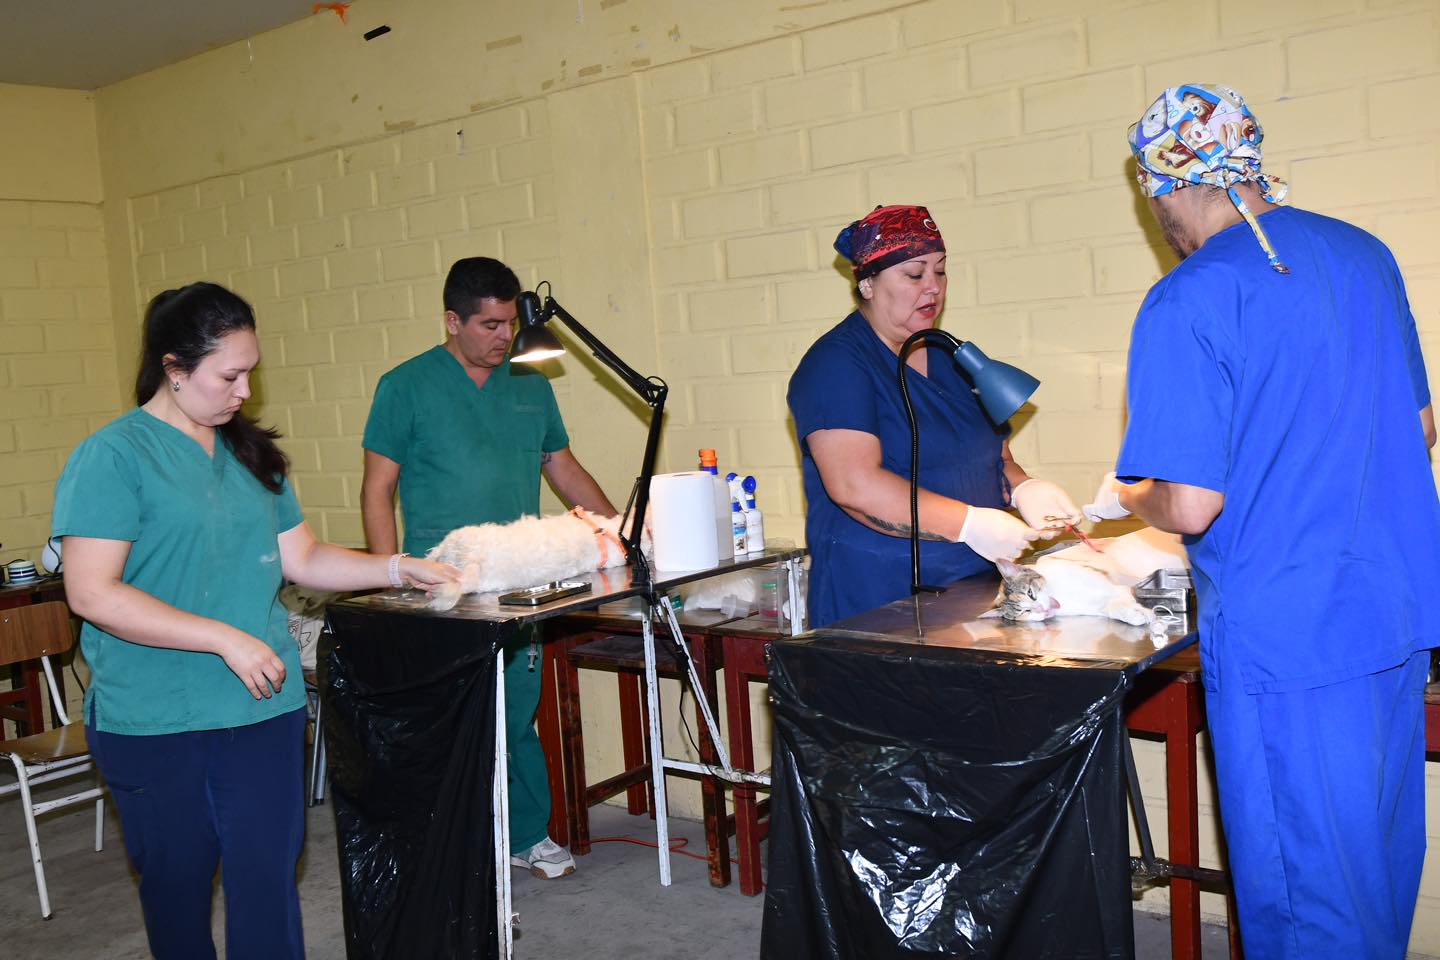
[{"xmin": 0, "ymin": 577, "xmax": 67, "ymax": 736}]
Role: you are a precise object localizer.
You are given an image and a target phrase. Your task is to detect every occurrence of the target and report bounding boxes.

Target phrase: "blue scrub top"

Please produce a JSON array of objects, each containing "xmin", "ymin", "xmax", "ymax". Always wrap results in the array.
[
  {"xmin": 789, "ymin": 311, "xmax": 1009, "ymax": 627},
  {"xmin": 1117, "ymin": 207, "xmax": 1440, "ymax": 693}
]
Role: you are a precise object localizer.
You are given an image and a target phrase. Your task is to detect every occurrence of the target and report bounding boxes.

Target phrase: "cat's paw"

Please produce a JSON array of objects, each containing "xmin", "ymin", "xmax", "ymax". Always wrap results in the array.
[{"xmin": 1105, "ymin": 599, "xmax": 1153, "ymax": 627}]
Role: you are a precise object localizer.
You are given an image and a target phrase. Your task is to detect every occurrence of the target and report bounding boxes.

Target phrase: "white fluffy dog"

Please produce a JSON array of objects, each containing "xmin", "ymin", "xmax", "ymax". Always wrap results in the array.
[{"xmin": 424, "ymin": 507, "xmax": 647, "ymax": 611}]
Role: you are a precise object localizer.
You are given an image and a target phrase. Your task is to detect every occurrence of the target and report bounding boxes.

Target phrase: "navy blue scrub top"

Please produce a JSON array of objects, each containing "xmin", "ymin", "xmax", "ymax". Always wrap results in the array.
[
  {"xmin": 789, "ymin": 312, "xmax": 1010, "ymax": 627},
  {"xmin": 1117, "ymin": 207, "xmax": 1440, "ymax": 693}
]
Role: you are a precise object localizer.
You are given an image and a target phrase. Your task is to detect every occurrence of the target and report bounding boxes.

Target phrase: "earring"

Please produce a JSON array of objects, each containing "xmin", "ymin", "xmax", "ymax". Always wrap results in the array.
[{"xmin": 171, "ymin": 380, "xmax": 180, "ymax": 392}]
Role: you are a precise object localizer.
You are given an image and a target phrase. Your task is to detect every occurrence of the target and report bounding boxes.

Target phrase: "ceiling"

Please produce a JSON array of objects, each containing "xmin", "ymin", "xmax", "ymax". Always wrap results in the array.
[{"xmin": 0, "ymin": 0, "xmax": 325, "ymax": 90}]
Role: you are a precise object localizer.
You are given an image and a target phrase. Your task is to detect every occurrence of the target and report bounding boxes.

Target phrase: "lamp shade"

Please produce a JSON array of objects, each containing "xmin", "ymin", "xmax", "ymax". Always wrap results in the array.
[
  {"xmin": 511, "ymin": 321, "xmax": 565, "ymax": 363},
  {"xmin": 952, "ymin": 341, "xmax": 1040, "ymax": 423}
]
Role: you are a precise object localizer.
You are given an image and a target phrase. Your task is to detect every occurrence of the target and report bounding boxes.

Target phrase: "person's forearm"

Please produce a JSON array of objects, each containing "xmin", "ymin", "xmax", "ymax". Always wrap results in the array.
[
  {"xmin": 1119, "ymin": 479, "xmax": 1217, "ymax": 535},
  {"xmin": 64, "ymin": 575, "xmax": 240, "ymax": 656},
  {"xmin": 1002, "ymin": 459, "xmax": 1030, "ymax": 494},
  {"xmin": 558, "ymin": 474, "xmax": 616, "ymax": 515},
  {"xmin": 285, "ymin": 540, "xmax": 402, "ymax": 593},
  {"xmin": 545, "ymin": 457, "xmax": 618, "ymax": 515},
  {"xmin": 361, "ymin": 491, "xmax": 399, "ymax": 555},
  {"xmin": 829, "ymin": 466, "xmax": 970, "ymax": 541}
]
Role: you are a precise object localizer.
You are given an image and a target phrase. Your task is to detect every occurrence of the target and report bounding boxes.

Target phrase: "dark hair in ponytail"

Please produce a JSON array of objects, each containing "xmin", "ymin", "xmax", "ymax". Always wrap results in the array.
[{"xmin": 136, "ymin": 282, "xmax": 289, "ymax": 493}]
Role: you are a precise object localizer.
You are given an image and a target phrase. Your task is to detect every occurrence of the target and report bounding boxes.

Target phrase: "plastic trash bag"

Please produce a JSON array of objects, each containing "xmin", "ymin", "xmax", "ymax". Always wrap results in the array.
[
  {"xmin": 762, "ymin": 635, "xmax": 1134, "ymax": 959},
  {"xmin": 320, "ymin": 605, "xmax": 503, "ymax": 960}
]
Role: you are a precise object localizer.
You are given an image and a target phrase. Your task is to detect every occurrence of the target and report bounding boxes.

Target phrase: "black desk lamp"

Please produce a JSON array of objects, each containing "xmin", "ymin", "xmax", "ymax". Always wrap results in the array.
[
  {"xmin": 511, "ymin": 282, "xmax": 667, "ymax": 587},
  {"xmin": 897, "ymin": 328, "xmax": 1040, "ymax": 595}
]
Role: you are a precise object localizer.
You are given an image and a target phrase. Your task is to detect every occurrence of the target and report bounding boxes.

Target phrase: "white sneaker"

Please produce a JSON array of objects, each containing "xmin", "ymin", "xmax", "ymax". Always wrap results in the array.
[{"xmin": 510, "ymin": 837, "xmax": 576, "ymax": 879}]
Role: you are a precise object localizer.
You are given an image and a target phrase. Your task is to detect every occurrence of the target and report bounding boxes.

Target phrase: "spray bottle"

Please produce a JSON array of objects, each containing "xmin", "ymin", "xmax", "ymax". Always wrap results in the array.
[
  {"xmin": 725, "ymin": 472, "xmax": 748, "ymax": 557},
  {"xmin": 742, "ymin": 475, "xmax": 764, "ymax": 554}
]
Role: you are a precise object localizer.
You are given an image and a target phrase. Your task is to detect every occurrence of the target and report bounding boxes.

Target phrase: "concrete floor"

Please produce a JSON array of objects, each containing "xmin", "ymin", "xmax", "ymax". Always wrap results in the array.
[{"xmin": 1, "ymin": 778, "xmax": 1239, "ymax": 959}]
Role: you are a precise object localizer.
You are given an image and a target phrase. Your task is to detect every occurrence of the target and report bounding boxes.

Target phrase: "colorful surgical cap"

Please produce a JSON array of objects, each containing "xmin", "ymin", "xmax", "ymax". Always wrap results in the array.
[
  {"xmin": 834, "ymin": 205, "xmax": 945, "ymax": 280},
  {"xmin": 1129, "ymin": 83, "xmax": 1290, "ymax": 274}
]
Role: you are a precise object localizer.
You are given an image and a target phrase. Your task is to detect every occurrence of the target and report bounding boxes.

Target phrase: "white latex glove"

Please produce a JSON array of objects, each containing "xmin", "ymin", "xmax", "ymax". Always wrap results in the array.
[
  {"xmin": 1010, "ymin": 478, "xmax": 1082, "ymax": 533},
  {"xmin": 956, "ymin": 506, "xmax": 1042, "ymax": 561},
  {"xmin": 1081, "ymin": 472, "xmax": 1133, "ymax": 522}
]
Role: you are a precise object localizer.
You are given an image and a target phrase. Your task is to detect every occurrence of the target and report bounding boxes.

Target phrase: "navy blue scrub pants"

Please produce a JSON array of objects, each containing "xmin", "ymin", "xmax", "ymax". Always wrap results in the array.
[
  {"xmin": 88, "ymin": 708, "xmax": 307, "ymax": 960},
  {"xmin": 1206, "ymin": 652, "xmax": 1428, "ymax": 959}
]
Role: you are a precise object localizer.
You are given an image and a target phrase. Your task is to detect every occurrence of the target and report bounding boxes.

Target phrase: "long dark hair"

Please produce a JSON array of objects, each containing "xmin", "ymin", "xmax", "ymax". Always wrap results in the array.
[{"xmin": 136, "ymin": 282, "xmax": 289, "ymax": 493}]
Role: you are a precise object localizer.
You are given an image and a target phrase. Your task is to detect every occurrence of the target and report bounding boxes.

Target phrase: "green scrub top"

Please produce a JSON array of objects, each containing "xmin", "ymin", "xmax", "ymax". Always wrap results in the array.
[
  {"xmin": 51, "ymin": 409, "xmax": 306, "ymax": 735},
  {"xmin": 363, "ymin": 346, "xmax": 569, "ymax": 556}
]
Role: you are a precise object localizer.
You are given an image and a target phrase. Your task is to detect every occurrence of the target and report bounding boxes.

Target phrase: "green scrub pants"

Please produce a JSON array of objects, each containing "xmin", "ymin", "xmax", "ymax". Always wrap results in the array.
[{"xmin": 503, "ymin": 624, "xmax": 551, "ymax": 852}]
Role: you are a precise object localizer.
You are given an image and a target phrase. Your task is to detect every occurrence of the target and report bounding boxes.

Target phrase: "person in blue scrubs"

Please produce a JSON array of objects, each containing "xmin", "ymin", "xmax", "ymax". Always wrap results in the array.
[
  {"xmin": 788, "ymin": 204, "xmax": 1081, "ymax": 628},
  {"xmin": 1085, "ymin": 85, "xmax": 1440, "ymax": 959},
  {"xmin": 55, "ymin": 282, "xmax": 457, "ymax": 960}
]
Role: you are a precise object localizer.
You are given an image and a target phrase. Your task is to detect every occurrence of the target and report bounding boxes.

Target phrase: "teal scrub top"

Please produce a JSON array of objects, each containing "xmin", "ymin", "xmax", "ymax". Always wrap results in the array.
[
  {"xmin": 363, "ymin": 346, "xmax": 570, "ymax": 557},
  {"xmin": 51, "ymin": 408, "xmax": 306, "ymax": 735}
]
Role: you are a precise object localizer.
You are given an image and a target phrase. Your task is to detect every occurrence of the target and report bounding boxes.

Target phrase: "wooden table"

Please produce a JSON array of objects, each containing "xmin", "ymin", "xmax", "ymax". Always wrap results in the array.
[{"xmin": 0, "ymin": 576, "xmax": 67, "ymax": 736}]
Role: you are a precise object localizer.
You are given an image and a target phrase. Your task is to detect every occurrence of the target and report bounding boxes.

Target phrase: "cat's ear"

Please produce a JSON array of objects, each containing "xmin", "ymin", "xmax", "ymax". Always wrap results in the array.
[{"xmin": 996, "ymin": 558, "xmax": 1023, "ymax": 578}]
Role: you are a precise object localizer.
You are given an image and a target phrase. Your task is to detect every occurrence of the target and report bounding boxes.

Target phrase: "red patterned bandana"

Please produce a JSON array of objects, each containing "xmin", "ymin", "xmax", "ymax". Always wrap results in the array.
[{"xmin": 834, "ymin": 205, "xmax": 945, "ymax": 280}]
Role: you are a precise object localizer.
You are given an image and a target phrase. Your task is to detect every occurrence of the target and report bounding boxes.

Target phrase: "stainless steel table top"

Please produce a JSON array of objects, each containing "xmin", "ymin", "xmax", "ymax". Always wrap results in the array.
[
  {"xmin": 333, "ymin": 547, "xmax": 806, "ymax": 625},
  {"xmin": 813, "ymin": 574, "xmax": 1196, "ymax": 677}
]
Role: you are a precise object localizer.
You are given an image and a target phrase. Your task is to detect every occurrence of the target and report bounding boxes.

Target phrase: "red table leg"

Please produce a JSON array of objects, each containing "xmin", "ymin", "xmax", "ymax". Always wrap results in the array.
[
  {"xmin": 539, "ymin": 641, "xmax": 567, "ymax": 847},
  {"xmin": 724, "ymin": 633, "xmax": 764, "ymax": 895},
  {"xmin": 554, "ymin": 636, "xmax": 593, "ymax": 855},
  {"xmin": 694, "ymin": 636, "xmax": 731, "ymax": 888},
  {"xmin": 1127, "ymin": 671, "xmax": 1204, "ymax": 960},
  {"xmin": 1163, "ymin": 679, "xmax": 1203, "ymax": 960},
  {"xmin": 616, "ymin": 672, "xmax": 648, "ymax": 815}
]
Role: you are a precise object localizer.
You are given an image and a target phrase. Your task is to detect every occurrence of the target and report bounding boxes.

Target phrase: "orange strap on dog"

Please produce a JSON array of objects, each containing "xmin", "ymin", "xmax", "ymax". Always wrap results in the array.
[{"xmin": 569, "ymin": 507, "xmax": 625, "ymax": 566}]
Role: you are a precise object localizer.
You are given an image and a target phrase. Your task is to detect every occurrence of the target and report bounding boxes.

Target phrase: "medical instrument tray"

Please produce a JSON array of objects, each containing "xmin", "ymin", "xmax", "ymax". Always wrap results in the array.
[{"xmin": 1132, "ymin": 568, "xmax": 1194, "ymax": 613}]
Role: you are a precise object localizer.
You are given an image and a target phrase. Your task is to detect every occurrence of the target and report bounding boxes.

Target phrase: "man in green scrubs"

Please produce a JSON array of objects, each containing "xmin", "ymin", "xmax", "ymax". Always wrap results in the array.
[{"xmin": 361, "ymin": 256, "xmax": 616, "ymax": 879}]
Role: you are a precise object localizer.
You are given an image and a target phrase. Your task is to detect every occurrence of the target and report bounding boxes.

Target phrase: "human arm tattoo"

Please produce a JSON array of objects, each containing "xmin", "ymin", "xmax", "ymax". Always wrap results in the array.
[{"xmin": 862, "ymin": 512, "xmax": 949, "ymax": 542}]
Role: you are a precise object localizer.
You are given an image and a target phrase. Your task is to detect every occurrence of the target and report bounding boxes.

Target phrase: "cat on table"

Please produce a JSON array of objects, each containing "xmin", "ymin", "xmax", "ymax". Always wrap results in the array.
[{"xmin": 984, "ymin": 527, "xmax": 1188, "ymax": 628}]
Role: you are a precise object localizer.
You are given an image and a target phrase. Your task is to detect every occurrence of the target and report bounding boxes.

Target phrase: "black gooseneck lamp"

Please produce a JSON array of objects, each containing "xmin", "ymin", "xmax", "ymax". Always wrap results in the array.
[
  {"xmin": 897, "ymin": 329, "xmax": 1040, "ymax": 595},
  {"xmin": 510, "ymin": 281, "xmax": 667, "ymax": 588}
]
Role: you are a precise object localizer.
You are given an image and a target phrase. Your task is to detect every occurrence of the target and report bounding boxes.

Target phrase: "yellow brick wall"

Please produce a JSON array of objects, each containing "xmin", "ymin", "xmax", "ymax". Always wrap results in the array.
[
  {"xmin": 127, "ymin": 106, "xmax": 561, "ymax": 543},
  {"xmin": 0, "ymin": 85, "xmax": 115, "ymax": 568},
  {"xmin": 14, "ymin": 0, "xmax": 1440, "ymax": 946}
]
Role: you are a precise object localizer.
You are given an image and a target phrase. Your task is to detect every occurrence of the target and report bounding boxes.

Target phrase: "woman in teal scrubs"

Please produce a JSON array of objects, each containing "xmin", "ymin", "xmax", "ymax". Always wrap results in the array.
[{"xmin": 53, "ymin": 282, "xmax": 456, "ymax": 960}]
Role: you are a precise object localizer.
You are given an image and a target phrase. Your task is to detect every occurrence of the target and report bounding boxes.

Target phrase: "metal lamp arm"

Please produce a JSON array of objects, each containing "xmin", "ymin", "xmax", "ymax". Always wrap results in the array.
[
  {"xmin": 543, "ymin": 297, "xmax": 665, "ymax": 406},
  {"xmin": 542, "ymin": 296, "xmax": 667, "ymax": 584},
  {"xmin": 897, "ymin": 328, "xmax": 965, "ymax": 595}
]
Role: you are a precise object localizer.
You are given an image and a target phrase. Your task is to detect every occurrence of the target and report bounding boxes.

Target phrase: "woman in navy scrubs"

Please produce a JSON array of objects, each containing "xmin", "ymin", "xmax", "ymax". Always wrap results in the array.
[{"xmin": 787, "ymin": 205, "xmax": 1079, "ymax": 627}]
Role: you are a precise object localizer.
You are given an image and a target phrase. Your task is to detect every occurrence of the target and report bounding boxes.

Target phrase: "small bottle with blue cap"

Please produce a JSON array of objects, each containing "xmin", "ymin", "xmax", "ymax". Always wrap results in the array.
[{"xmin": 742, "ymin": 476, "xmax": 764, "ymax": 554}]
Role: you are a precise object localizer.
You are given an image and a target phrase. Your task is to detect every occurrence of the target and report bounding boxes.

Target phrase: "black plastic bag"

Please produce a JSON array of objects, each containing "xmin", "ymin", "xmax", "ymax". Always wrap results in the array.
[
  {"xmin": 762, "ymin": 636, "xmax": 1133, "ymax": 959},
  {"xmin": 320, "ymin": 605, "xmax": 503, "ymax": 960}
]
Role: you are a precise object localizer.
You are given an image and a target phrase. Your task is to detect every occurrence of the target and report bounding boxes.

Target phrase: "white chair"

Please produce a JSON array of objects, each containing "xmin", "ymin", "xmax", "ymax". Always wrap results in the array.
[{"xmin": 0, "ymin": 601, "xmax": 105, "ymax": 919}]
